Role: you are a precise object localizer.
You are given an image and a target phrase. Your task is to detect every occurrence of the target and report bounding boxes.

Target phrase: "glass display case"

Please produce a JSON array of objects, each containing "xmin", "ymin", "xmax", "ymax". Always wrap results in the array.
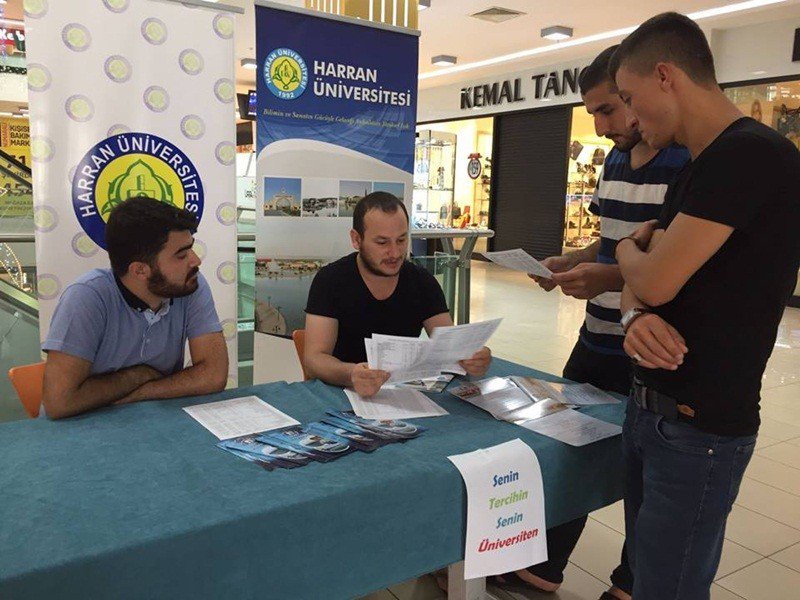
[{"xmin": 413, "ymin": 130, "xmax": 457, "ymax": 227}]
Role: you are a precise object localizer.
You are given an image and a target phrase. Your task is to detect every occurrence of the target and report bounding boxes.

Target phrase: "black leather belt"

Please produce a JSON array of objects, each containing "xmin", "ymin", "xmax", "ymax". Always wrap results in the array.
[{"xmin": 632, "ymin": 378, "xmax": 695, "ymax": 420}]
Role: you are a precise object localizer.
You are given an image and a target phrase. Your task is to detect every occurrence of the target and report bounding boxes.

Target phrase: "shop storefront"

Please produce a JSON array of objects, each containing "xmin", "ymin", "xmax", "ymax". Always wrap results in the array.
[
  {"xmin": 417, "ymin": 19, "xmax": 800, "ymax": 303},
  {"xmin": 413, "ymin": 117, "xmax": 494, "ymax": 251}
]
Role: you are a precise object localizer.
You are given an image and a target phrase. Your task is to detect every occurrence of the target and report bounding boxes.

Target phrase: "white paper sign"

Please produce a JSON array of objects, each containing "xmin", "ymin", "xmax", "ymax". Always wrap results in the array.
[{"xmin": 448, "ymin": 439, "xmax": 547, "ymax": 579}]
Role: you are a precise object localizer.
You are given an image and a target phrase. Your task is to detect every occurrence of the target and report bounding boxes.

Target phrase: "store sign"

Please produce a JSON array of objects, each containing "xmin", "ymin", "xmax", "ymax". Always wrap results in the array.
[
  {"xmin": 460, "ymin": 67, "xmax": 585, "ymax": 111},
  {"xmin": 461, "ymin": 79, "xmax": 525, "ymax": 109},
  {"xmin": 467, "ymin": 155, "xmax": 482, "ymax": 179}
]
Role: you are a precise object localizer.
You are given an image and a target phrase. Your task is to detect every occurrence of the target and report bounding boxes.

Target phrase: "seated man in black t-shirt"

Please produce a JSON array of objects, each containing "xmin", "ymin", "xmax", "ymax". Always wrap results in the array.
[
  {"xmin": 304, "ymin": 191, "xmax": 491, "ymax": 397},
  {"xmin": 608, "ymin": 13, "xmax": 800, "ymax": 600}
]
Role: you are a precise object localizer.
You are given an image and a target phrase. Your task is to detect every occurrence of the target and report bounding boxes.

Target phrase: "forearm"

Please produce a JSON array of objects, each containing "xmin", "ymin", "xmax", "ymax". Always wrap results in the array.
[
  {"xmin": 616, "ymin": 238, "xmax": 658, "ymax": 300},
  {"xmin": 47, "ymin": 365, "xmax": 156, "ymax": 419},
  {"xmin": 305, "ymin": 352, "xmax": 356, "ymax": 388},
  {"xmin": 598, "ymin": 264, "xmax": 625, "ymax": 293},
  {"xmin": 568, "ymin": 240, "xmax": 599, "ymax": 266},
  {"xmin": 620, "ymin": 283, "xmax": 649, "ymax": 314},
  {"xmin": 125, "ymin": 361, "xmax": 227, "ymax": 402}
]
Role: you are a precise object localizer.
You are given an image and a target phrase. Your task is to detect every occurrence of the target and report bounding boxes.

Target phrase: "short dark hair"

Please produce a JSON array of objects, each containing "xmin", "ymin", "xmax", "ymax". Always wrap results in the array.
[
  {"xmin": 352, "ymin": 191, "xmax": 409, "ymax": 236},
  {"xmin": 105, "ymin": 196, "xmax": 198, "ymax": 277},
  {"xmin": 579, "ymin": 45, "xmax": 619, "ymax": 96},
  {"xmin": 609, "ymin": 12, "xmax": 716, "ymax": 86}
]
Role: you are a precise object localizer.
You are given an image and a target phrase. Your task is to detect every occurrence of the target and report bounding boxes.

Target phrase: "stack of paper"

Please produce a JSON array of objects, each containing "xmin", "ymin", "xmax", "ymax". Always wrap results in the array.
[
  {"xmin": 481, "ymin": 249, "xmax": 553, "ymax": 279},
  {"xmin": 344, "ymin": 387, "xmax": 448, "ymax": 420},
  {"xmin": 365, "ymin": 318, "xmax": 502, "ymax": 385}
]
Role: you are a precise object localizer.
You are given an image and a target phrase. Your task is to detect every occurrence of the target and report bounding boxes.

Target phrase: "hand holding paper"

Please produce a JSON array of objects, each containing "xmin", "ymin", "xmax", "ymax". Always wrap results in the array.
[
  {"xmin": 365, "ymin": 319, "xmax": 501, "ymax": 385},
  {"xmin": 482, "ymin": 249, "xmax": 553, "ymax": 279},
  {"xmin": 350, "ymin": 362, "xmax": 390, "ymax": 398}
]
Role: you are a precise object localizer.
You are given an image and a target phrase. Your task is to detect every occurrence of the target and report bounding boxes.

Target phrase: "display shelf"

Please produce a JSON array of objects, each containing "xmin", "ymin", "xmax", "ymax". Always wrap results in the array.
[{"xmin": 413, "ymin": 130, "xmax": 457, "ymax": 227}]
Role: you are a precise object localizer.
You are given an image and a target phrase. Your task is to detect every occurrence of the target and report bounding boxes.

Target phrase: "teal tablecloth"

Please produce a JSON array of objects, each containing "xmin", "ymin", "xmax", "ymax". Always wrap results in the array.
[{"xmin": 0, "ymin": 359, "xmax": 625, "ymax": 599}]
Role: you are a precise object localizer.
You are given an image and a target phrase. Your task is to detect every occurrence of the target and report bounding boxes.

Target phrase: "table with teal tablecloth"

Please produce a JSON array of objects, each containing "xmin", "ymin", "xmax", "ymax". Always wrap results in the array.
[{"xmin": 0, "ymin": 359, "xmax": 625, "ymax": 599}]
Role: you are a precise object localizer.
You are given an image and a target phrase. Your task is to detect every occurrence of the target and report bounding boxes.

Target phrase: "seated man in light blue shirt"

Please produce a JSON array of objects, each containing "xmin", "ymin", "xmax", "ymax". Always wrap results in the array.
[{"xmin": 42, "ymin": 196, "xmax": 228, "ymax": 419}]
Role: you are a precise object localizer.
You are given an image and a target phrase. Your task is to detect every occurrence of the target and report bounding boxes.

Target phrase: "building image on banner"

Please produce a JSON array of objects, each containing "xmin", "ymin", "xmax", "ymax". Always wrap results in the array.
[
  {"xmin": 25, "ymin": 0, "xmax": 240, "ymax": 386},
  {"xmin": 254, "ymin": 2, "xmax": 419, "ymax": 359}
]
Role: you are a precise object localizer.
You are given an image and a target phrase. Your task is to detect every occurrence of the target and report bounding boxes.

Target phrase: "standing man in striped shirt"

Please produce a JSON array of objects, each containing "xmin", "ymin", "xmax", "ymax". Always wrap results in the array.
[{"xmin": 520, "ymin": 46, "xmax": 690, "ymax": 600}]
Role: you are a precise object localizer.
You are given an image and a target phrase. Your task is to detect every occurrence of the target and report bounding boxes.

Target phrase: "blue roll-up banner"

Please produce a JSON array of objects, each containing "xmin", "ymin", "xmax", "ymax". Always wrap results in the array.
[{"xmin": 253, "ymin": 3, "xmax": 419, "ymax": 359}]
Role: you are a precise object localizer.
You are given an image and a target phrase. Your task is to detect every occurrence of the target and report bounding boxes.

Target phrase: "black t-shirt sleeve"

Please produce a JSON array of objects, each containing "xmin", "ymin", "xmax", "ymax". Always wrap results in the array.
[
  {"xmin": 417, "ymin": 267, "xmax": 450, "ymax": 322},
  {"xmin": 679, "ymin": 133, "xmax": 779, "ymax": 231},
  {"xmin": 305, "ymin": 267, "xmax": 338, "ymax": 319}
]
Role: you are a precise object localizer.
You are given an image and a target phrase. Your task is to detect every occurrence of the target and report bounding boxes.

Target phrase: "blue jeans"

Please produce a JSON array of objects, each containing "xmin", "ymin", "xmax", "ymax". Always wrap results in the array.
[{"xmin": 623, "ymin": 401, "xmax": 756, "ymax": 600}]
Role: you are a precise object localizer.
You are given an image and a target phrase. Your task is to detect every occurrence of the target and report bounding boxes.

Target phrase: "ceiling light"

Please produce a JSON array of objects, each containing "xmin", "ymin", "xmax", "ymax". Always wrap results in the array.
[
  {"xmin": 0, "ymin": 111, "xmax": 12, "ymax": 117},
  {"xmin": 420, "ymin": 0, "xmax": 789, "ymax": 80},
  {"xmin": 432, "ymin": 55, "xmax": 457, "ymax": 67},
  {"xmin": 419, "ymin": 0, "xmax": 431, "ymax": 9},
  {"xmin": 0, "ymin": 18, "xmax": 24, "ymax": 26},
  {"xmin": 752, "ymin": 70, "xmax": 767, "ymax": 75},
  {"xmin": 541, "ymin": 25, "xmax": 573, "ymax": 41},
  {"xmin": 471, "ymin": 7, "xmax": 525, "ymax": 23},
  {"xmin": 240, "ymin": 58, "xmax": 257, "ymax": 70}
]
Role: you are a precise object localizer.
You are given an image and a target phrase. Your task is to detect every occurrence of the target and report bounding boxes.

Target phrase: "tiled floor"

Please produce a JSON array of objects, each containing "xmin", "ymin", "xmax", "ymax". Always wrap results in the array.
[{"xmin": 366, "ymin": 261, "xmax": 800, "ymax": 600}]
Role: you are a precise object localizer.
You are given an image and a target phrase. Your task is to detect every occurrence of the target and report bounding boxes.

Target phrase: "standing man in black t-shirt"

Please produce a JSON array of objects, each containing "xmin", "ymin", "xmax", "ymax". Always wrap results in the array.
[
  {"xmin": 609, "ymin": 13, "xmax": 800, "ymax": 600},
  {"xmin": 304, "ymin": 192, "xmax": 492, "ymax": 396}
]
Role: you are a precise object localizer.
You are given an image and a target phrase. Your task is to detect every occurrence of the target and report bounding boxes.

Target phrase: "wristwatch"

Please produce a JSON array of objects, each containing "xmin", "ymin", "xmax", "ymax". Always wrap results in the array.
[{"xmin": 621, "ymin": 307, "xmax": 650, "ymax": 333}]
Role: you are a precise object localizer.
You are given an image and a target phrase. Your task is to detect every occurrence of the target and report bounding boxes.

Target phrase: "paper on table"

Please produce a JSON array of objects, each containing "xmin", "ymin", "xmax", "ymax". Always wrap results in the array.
[
  {"xmin": 183, "ymin": 396, "xmax": 300, "ymax": 440},
  {"xmin": 549, "ymin": 382, "xmax": 621, "ymax": 406},
  {"xmin": 520, "ymin": 409, "xmax": 622, "ymax": 446},
  {"xmin": 482, "ymin": 249, "xmax": 553, "ymax": 279},
  {"xmin": 344, "ymin": 387, "xmax": 449, "ymax": 420}
]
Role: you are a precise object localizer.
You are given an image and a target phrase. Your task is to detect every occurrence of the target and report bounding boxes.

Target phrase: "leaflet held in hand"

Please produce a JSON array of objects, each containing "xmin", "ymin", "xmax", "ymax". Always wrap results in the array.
[{"xmin": 481, "ymin": 249, "xmax": 553, "ymax": 279}]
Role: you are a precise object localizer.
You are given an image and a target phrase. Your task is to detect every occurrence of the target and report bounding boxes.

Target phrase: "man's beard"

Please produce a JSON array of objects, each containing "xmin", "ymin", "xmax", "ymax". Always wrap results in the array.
[
  {"xmin": 359, "ymin": 251, "xmax": 400, "ymax": 278},
  {"xmin": 147, "ymin": 266, "xmax": 200, "ymax": 298},
  {"xmin": 613, "ymin": 130, "xmax": 643, "ymax": 152}
]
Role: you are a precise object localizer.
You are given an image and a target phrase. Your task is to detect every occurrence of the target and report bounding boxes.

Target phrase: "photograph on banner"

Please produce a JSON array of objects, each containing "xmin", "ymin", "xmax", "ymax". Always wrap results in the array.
[
  {"xmin": 338, "ymin": 180, "xmax": 371, "ymax": 218},
  {"xmin": 301, "ymin": 178, "xmax": 338, "ymax": 218},
  {"xmin": 263, "ymin": 176, "xmax": 301, "ymax": 217},
  {"xmin": 373, "ymin": 181, "xmax": 405, "ymax": 201},
  {"xmin": 255, "ymin": 4, "xmax": 418, "ymax": 346}
]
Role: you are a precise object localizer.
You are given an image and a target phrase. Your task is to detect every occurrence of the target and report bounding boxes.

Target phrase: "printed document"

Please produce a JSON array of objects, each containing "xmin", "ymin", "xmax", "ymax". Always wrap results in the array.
[
  {"xmin": 365, "ymin": 318, "xmax": 502, "ymax": 384},
  {"xmin": 520, "ymin": 409, "xmax": 622, "ymax": 446},
  {"xmin": 482, "ymin": 249, "xmax": 553, "ymax": 279},
  {"xmin": 344, "ymin": 388, "xmax": 449, "ymax": 420},
  {"xmin": 183, "ymin": 396, "xmax": 300, "ymax": 440}
]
